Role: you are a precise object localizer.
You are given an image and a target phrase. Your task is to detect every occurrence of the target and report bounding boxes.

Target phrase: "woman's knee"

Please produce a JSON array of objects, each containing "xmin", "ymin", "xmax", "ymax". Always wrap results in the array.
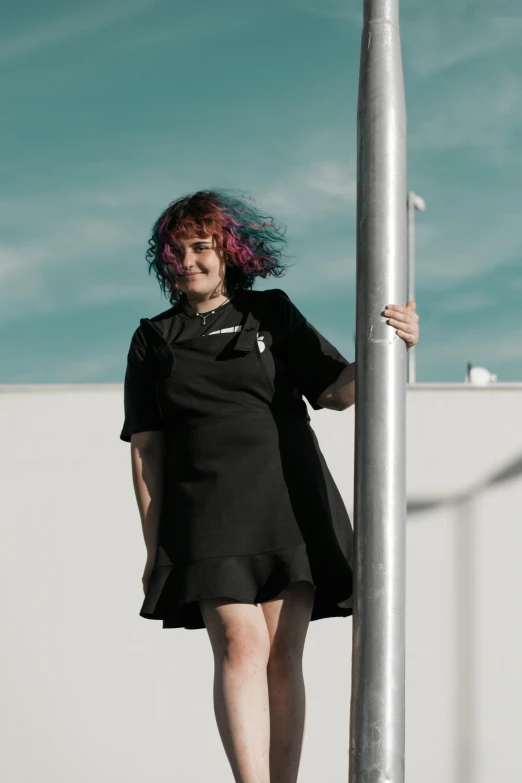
[{"xmin": 199, "ymin": 597, "xmax": 271, "ymax": 665}]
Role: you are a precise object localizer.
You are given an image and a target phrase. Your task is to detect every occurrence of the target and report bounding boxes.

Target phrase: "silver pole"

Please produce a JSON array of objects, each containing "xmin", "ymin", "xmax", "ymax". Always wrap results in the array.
[
  {"xmin": 407, "ymin": 191, "xmax": 425, "ymax": 384},
  {"xmin": 350, "ymin": 2, "xmax": 407, "ymax": 782}
]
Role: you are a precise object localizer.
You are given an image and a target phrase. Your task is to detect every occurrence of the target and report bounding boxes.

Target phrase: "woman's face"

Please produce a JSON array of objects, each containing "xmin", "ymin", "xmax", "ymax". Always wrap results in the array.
[{"xmin": 169, "ymin": 234, "xmax": 230, "ymax": 299}]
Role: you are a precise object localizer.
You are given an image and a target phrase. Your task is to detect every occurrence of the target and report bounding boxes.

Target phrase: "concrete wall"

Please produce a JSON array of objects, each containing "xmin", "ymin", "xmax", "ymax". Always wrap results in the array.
[{"xmin": 1, "ymin": 383, "xmax": 521, "ymax": 782}]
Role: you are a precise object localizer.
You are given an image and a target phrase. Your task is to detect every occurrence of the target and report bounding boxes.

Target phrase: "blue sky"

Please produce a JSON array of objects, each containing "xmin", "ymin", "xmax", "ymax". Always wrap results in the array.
[{"xmin": 1, "ymin": 0, "xmax": 521, "ymax": 383}]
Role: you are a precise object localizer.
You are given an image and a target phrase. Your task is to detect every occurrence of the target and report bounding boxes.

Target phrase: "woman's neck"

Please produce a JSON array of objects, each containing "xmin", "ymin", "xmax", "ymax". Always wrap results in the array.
[{"xmin": 183, "ymin": 291, "xmax": 231, "ymax": 314}]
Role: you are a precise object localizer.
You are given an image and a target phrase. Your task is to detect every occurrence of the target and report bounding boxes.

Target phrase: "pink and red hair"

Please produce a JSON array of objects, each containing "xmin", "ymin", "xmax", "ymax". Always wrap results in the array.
[{"xmin": 146, "ymin": 188, "xmax": 293, "ymax": 305}]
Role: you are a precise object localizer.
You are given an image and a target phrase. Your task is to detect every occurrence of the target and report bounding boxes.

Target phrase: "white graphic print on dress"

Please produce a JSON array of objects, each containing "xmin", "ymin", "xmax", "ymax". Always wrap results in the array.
[
  {"xmin": 206, "ymin": 325, "xmax": 265, "ymax": 352},
  {"xmin": 207, "ymin": 326, "xmax": 242, "ymax": 335}
]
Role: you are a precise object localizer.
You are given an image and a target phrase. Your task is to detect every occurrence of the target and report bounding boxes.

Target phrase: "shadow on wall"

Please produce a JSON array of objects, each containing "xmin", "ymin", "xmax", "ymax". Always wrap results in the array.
[
  {"xmin": 407, "ymin": 453, "xmax": 522, "ymax": 514},
  {"xmin": 406, "ymin": 451, "xmax": 522, "ymax": 783}
]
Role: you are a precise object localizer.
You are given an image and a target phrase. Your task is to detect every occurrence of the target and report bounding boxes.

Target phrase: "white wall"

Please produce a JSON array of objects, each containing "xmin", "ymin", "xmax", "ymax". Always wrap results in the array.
[{"xmin": 1, "ymin": 383, "xmax": 521, "ymax": 783}]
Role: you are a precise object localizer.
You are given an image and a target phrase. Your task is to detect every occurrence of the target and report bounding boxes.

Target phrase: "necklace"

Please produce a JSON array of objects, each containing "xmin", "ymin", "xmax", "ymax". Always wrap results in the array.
[{"xmin": 182, "ymin": 295, "xmax": 232, "ymax": 326}]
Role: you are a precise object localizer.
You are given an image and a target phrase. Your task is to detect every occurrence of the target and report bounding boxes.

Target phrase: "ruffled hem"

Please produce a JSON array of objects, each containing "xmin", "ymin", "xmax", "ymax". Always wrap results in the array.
[{"xmin": 140, "ymin": 541, "xmax": 353, "ymax": 630}]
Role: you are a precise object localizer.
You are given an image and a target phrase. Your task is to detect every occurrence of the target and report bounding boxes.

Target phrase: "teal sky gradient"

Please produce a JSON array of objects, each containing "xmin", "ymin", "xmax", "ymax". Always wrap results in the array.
[{"xmin": 2, "ymin": 0, "xmax": 521, "ymax": 382}]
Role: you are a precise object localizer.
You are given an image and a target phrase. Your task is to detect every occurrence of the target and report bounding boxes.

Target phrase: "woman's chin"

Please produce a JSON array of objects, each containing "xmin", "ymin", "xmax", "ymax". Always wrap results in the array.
[
  {"xmin": 177, "ymin": 277, "xmax": 203, "ymax": 292},
  {"xmin": 179, "ymin": 284, "xmax": 213, "ymax": 298}
]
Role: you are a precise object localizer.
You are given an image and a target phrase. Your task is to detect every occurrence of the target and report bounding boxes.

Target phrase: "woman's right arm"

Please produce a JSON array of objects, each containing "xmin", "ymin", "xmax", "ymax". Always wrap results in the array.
[{"xmin": 130, "ymin": 431, "xmax": 166, "ymax": 558}]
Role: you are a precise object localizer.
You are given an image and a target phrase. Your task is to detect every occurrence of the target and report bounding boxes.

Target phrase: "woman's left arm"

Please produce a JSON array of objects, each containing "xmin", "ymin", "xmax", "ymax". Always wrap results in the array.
[{"xmin": 316, "ymin": 301, "xmax": 420, "ymax": 411}]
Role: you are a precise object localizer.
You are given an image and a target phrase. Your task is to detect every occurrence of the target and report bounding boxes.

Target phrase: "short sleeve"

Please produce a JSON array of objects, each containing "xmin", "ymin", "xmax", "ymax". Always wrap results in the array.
[
  {"xmin": 119, "ymin": 325, "xmax": 164, "ymax": 442},
  {"xmin": 270, "ymin": 288, "xmax": 352, "ymax": 410}
]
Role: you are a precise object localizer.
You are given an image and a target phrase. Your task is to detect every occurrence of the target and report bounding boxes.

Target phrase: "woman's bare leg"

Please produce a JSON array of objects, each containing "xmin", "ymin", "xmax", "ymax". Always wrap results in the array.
[
  {"xmin": 261, "ymin": 580, "xmax": 316, "ymax": 783},
  {"xmin": 199, "ymin": 597, "xmax": 272, "ymax": 783}
]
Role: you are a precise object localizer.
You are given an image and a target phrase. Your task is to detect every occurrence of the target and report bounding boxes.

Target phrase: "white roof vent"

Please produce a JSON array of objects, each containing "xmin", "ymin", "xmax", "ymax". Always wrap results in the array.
[{"xmin": 465, "ymin": 363, "xmax": 498, "ymax": 385}]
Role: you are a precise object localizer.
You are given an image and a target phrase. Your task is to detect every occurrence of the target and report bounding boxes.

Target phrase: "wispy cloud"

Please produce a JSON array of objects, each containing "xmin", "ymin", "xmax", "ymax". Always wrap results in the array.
[
  {"xmin": 0, "ymin": 243, "xmax": 52, "ymax": 281},
  {"xmin": 0, "ymin": 0, "xmax": 158, "ymax": 62},
  {"xmin": 414, "ymin": 209, "xmax": 522, "ymax": 288},
  {"xmin": 438, "ymin": 291, "xmax": 493, "ymax": 314},
  {"xmin": 291, "ymin": 0, "xmax": 522, "ymax": 79},
  {"xmin": 78, "ymin": 281, "xmax": 161, "ymax": 306},
  {"xmin": 258, "ymin": 159, "xmax": 357, "ymax": 229},
  {"xmin": 0, "ymin": 155, "xmax": 359, "ymax": 325},
  {"xmin": 423, "ymin": 325, "xmax": 522, "ymax": 372},
  {"xmin": 52, "ymin": 354, "xmax": 126, "ymax": 383},
  {"xmin": 403, "ymin": 8, "xmax": 522, "ymax": 78},
  {"xmin": 0, "ymin": 244, "xmax": 58, "ymax": 321},
  {"xmin": 1, "ymin": 213, "xmax": 142, "ymax": 268},
  {"xmin": 409, "ymin": 70, "xmax": 522, "ymax": 156},
  {"xmin": 278, "ymin": 254, "xmax": 356, "ymax": 301},
  {"xmin": 286, "ymin": 0, "xmax": 361, "ymax": 23},
  {"xmin": 0, "ymin": 210, "xmax": 150, "ymax": 324}
]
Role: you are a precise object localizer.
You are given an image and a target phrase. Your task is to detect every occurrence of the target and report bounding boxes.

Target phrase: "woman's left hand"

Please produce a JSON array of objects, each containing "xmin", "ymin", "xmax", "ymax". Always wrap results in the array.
[{"xmin": 383, "ymin": 301, "xmax": 419, "ymax": 351}]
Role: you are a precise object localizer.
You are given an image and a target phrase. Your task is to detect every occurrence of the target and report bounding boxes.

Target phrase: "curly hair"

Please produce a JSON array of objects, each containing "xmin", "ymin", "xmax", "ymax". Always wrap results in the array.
[{"xmin": 145, "ymin": 188, "xmax": 295, "ymax": 306}]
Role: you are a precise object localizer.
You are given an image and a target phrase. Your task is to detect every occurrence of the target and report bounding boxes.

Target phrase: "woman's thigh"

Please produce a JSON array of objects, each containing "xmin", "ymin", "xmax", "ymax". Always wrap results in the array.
[
  {"xmin": 199, "ymin": 597, "xmax": 271, "ymax": 663},
  {"xmin": 199, "ymin": 581, "xmax": 315, "ymax": 662},
  {"xmin": 261, "ymin": 581, "xmax": 316, "ymax": 663}
]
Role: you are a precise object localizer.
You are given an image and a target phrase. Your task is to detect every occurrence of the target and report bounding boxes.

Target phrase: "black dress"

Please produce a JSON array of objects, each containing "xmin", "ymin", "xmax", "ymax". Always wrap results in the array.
[{"xmin": 120, "ymin": 287, "xmax": 353, "ymax": 629}]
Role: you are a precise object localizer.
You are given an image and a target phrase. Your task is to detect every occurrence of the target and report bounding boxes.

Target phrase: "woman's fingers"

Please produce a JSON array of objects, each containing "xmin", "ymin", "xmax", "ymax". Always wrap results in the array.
[
  {"xmin": 387, "ymin": 316, "xmax": 415, "ymax": 328},
  {"xmin": 384, "ymin": 302, "xmax": 420, "ymax": 347},
  {"xmin": 388, "ymin": 320, "xmax": 415, "ymax": 332},
  {"xmin": 383, "ymin": 303, "xmax": 418, "ymax": 322}
]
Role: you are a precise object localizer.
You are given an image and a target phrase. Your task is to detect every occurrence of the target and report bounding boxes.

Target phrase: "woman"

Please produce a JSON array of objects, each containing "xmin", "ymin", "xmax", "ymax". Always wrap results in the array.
[{"xmin": 120, "ymin": 188, "xmax": 419, "ymax": 783}]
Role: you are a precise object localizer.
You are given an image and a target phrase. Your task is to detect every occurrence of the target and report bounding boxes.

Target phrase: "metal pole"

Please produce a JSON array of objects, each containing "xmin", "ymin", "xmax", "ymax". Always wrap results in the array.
[
  {"xmin": 407, "ymin": 191, "xmax": 425, "ymax": 385},
  {"xmin": 350, "ymin": 1, "xmax": 407, "ymax": 781},
  {"xmin": 407, "ymin": 191, "xmax": 416, "ymax": 384}
]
